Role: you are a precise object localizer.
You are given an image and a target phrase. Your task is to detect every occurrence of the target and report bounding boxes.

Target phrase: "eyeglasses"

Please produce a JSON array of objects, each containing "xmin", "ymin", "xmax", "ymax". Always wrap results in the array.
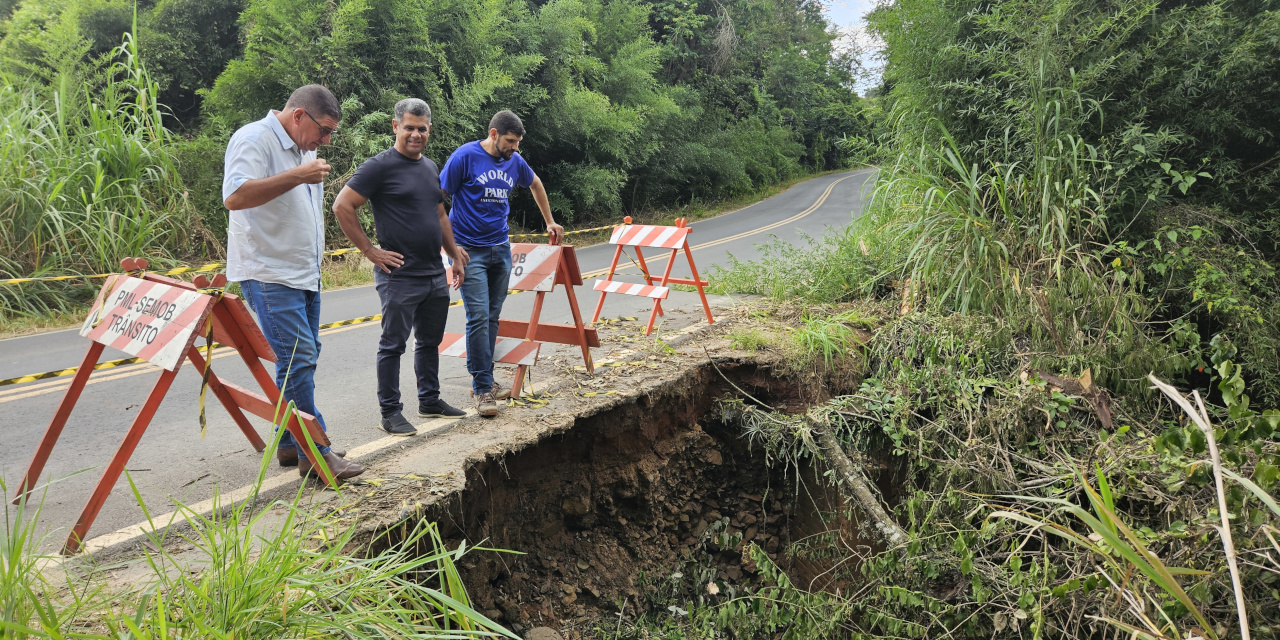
[{"xmin": 303, "ymin": 110, "xmax": 338, "ymax": 137}]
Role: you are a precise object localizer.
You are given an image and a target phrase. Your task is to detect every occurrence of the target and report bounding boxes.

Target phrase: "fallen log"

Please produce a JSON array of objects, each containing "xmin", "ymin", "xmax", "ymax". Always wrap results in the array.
[
  {"xmin": 808, "ymin": 414, "xmax": 909, "ymax": 548},
  {"xmin": 718, "ymin": 397, "xmax": 907, "ymax": 550}
]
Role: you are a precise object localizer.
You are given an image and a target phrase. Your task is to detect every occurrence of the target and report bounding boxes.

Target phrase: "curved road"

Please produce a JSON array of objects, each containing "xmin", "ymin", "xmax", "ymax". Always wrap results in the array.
[{"xmin": 0, "ymin": 168, "xmax": 875, "ymax": 550}]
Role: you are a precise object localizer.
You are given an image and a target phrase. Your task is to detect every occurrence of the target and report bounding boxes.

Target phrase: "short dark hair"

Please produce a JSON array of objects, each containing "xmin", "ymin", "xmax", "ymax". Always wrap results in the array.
[
  {"xmin": 285, "ymin": 84, "xmax": 341, "ymax": 121},
  {"xmin": 489, "ymin": 110, "xmax": 525, "ymax": 137},
  {"xmin": 394, "ymin": 98, "xmax": 431, "ymax": 123}
]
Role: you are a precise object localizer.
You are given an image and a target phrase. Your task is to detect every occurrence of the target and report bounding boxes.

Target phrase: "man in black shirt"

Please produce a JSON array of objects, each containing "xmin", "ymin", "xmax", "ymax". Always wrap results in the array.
[{"xmin": 334, "ymin": 98, "xmax": 468, "ymax": 435}]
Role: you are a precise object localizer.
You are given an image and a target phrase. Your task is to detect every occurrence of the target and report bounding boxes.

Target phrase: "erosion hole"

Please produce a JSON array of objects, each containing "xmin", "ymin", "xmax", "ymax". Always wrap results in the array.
[{"xmin": 383, "ymin": 362, "xmax": 895, "ymax": 635}]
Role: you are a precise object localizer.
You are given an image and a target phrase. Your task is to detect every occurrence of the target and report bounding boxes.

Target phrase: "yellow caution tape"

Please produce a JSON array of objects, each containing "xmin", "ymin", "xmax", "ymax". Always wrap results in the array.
[
  {"xmin": 508, "ymin": 224, "xmax": 615, "ymax": 240},
  {"xmin": 1, "ymin": 262, "xmax": 227, "ymax": 286},
  {"xmin": 507, "ymin": 391, "xmax": 555, "ymax": 407},
  {"xmin": 323, "ymin": 314, "xmax": 382, "ymax": 328},
  {"xmin": 197, "ymin": 286, "xmax": 225, "ymax": 438},
  {"xmin": 2, "ymin": 226, "xmax": 617, "ymax": 286},
  {"xmin": 0, "ymin": 288, "xmax": 511, "ymax": 388},
  {"xmin": 576, "ymin": 390, "xmax": 618, "ymax": 397},
  {"xmin": 573, "ymin": 360, "xmax": 659, "ymax": 371},
  {"xmin": 0, "ymin": 354, "xmax": 162, "ymax": 387}
]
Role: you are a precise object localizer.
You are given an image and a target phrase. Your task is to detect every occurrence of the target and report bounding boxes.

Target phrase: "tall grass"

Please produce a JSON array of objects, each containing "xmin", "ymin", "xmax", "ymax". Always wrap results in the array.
[
  {"xmin": 113, "ymin": 495, "xmax": 513, "ymax": 638},
  {"xmin": 2, "ymin": 391, "xmax": 513, "ymax": 637},
  {"xmin": 2, "ymin": 480, "xmax": 514, "ymax": 638},
  {"xmin": 0, "ymin": 29, "xmax": 194, "ymax": 319},
  {"xmin": 868, "ymin": 71, "xmax": 1119, "ymax": 316}
]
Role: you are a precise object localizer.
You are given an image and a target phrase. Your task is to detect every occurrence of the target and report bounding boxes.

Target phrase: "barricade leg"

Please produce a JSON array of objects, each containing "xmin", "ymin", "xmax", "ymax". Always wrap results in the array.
[
  {"xmin": 591, "ymin": 245, "xmax": 624, "ymax": 323},
  {"xmin": 633, "ymin": 247, "xmax": 663, "ymax": 318},
  {"xmin": 64, "ymin": 368, "xmax": 178, "ymax": 554},
  {"xmin": 684, "ymin": 244, "xmax": 715, "ymax": 324},
  {"xmin": 511, "ymin": 290, "xmax": 547, "ymax": 398},
  {"xmin": 560, "ymin": 261, "xmax": 594, "ymax": 373},
  {"xmin": 11, "ymin": 341, "xmax": 106, "ymax": 505},
  {"xmin": 185, "ymin": 346, "xmax": 266, "ymax": 451},
  {"xmin": 210, "ymin": 303, "xmax": 335, "ymax": 486},
  {"xmin": 644, "ymin": 249, "xmax": 680, "ymax": 335}
]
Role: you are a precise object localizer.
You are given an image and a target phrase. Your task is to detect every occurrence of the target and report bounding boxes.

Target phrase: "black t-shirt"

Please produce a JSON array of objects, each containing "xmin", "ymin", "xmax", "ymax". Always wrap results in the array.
[{"xmin": 345, "ymin": 148, "xmax": 444, "ymax": 276}]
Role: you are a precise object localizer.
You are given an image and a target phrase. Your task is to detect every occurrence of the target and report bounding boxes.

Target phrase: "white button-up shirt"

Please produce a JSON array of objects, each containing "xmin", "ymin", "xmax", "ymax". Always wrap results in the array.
[{"xmin": 222, "ymin": 111, "xmax": 325, "ymax": 291}]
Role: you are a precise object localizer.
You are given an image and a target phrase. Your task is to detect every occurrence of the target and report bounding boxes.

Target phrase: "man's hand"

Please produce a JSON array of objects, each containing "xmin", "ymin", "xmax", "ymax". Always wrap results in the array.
[
  {"xmin": 225, "ymin": 157, "xmax": 332, "ymax": 210},
  {"xmin": 292, "ymin": 158, "xmax": 332, "ymax": 184},
  {"xmin": 547, "ymin": 222, "xmax": 564, "ymax": 243},
  {"xmin": 365, "ymin": 246, "xmax": 404, "ymax": 274},
  {"xmin": 455, "ymin": 246, "xmax": 470, "ymax": 267},
  {"xmin": 449, "ymin": 260, "xmax": 465, "ymax": 289}
]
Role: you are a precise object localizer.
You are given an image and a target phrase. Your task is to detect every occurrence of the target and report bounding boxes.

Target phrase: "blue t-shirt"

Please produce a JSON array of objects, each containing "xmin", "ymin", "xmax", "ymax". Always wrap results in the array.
[{"xmin": 440, "ymin": 140, "xmax": 536, "ymax": 247}]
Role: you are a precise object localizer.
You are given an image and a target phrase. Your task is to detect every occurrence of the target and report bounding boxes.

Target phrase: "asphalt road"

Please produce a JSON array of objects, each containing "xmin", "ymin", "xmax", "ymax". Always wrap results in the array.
[{"xmin": 0, "ymin": 168, "xmax": 875, "ymax": 551}]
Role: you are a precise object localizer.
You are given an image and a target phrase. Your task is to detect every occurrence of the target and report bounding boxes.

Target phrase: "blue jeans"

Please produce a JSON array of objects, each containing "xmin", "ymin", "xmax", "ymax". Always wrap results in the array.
[
  {"xmin": 458, "ymin": 244, "xmax": 511, "ymax": 394},
  {"xmin": 238, "ymin": 280, "xmax": 331, "ymax": 461}
]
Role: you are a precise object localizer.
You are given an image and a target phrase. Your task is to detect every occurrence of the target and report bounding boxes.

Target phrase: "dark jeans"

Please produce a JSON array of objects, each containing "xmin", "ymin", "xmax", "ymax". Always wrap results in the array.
[
  {"xmin": 458, "ymin": 243, "xmax": 511, "ymax": 394},
  {"xmin": 238, "ymin": 280, "xmax": 331, "ymax": 461},
  {"xmin": 375, "ymin": 269, "xmax": 450, "ymax": 417}
]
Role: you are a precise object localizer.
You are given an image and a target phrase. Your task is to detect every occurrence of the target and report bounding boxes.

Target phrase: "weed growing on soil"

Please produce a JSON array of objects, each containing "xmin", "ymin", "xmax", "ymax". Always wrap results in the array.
[
  {"xmin": 320, "ymin": 252, "xmax": 377, "ymax": 291},
  {"xmin": 790, "ymin": 309, "xmax": 874, "ymax": 370},
  {"xmin": 728, "ymin": 328, "xmax": 769, "ymax": 352}
]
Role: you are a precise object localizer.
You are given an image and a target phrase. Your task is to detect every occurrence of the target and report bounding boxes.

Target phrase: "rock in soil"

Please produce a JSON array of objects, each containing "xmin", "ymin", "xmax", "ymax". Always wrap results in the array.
[{"xmin": 526, "ymin": 628, "xmax": 564, "ymax": 640}]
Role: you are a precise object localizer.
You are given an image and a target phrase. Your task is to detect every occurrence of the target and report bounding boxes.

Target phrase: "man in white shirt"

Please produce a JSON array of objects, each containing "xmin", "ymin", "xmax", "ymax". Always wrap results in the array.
[{"xmin": 222, "ymin": 84, "xmax": 365, "ymax": 481}]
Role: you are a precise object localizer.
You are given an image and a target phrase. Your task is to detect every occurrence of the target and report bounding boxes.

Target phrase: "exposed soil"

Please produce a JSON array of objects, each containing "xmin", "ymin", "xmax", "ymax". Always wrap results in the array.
[{"xmin": 388, "ymin": 361, "xmax": 884, "ymax": 638}]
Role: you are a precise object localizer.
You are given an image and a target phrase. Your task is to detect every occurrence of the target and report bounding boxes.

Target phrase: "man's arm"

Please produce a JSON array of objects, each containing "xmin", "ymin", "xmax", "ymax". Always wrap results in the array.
[
  {"xmin": 225, "ymin": 158, "xmax": 331, "ymax": 210},
  {"xmin": 528, "ymin": 176, "xmax": 563, "ymax": 242},
  {"xmin": 438, "ymin": 202, "xmax": 466, "ymax": 289},
  {"xmin": 332, "ymin": 186, "xmax": 403, "ymax": 273}
]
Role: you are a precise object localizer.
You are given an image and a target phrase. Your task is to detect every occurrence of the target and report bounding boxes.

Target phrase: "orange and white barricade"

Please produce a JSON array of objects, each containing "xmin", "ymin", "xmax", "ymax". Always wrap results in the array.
[
  {"xmin": 591, "ymin": 217, "xmax": 713, "ymax": 335},
  {"xmin": 11, "ymin": 258, "xmax": 338, "ymax": 554},
  {"xmin": 438, "ymin": 238, "xmax": 597, "ymax": 397}
]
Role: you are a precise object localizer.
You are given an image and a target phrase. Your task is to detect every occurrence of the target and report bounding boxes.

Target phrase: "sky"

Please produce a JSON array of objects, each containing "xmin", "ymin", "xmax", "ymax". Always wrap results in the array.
[{"xmin": 822, "ymin": 0, "xmax": 884, "ymax": 94}]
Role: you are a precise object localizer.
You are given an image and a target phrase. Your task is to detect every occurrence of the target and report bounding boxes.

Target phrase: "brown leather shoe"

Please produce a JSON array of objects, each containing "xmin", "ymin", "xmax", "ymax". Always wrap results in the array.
[
  {"xmin": 277, "ymin": 447, "xmax": 346, "ymax": 467},
  {"xmin": 297, "ymin": 450, "xmax": 365, "ymax": 481}
]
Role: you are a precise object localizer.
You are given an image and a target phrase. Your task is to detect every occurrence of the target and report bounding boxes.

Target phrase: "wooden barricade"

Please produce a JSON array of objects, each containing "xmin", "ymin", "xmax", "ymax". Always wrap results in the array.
[
  {"xmin": 439, "ymin": 238, "xmax": 596, "ymax": 398},
  {"xmin": 10, "ymin": 258, "xmax": 336, "ymax": 554},
  {"xmin": 591, "ymin": 216, "xmax": 714, "ymax": 335}
]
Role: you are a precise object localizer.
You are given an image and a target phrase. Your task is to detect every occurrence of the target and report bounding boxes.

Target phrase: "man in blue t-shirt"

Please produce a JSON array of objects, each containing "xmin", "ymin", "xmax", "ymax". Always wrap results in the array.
[
  {"xmin": 440, "ymin": 110, "xmax": 563, "ymax": 417},
  {"xmin": 333, "ymin": 98, "xmax": 468, "ymax": 436}
]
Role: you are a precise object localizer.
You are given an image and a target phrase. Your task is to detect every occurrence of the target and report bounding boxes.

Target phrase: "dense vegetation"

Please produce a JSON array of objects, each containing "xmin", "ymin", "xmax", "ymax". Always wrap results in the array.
[
  {"xmin": 0, "ymin": 0, "xmax": 871, "ymax": 320},
  {"xmin": 703, "ymin": 0, "xmax": 1280, "ymax": 638}
]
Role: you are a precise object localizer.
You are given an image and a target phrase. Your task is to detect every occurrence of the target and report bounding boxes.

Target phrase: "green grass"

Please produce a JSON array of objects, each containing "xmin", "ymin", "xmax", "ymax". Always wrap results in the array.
[
  {"xmin": 710, "ymin": 224, "xmax": 897, "ymax": 304},
  {"xmin": 791, "ymin": 309, "xmax": 874, "ymax": 368},
  {"xmin": 1, "ymin": 401, "xmax": 514, "ymax": 638},
  {"xmin": 1, "ymin": 479, "xmax": 109, "ymax": 638},
  {"xmin": 0, "ymin": 32, "xmax": 197, "ymax": 320},
  {"xmin": 728, "ymin": 327, "xmax": 770, "ymax": 352}
]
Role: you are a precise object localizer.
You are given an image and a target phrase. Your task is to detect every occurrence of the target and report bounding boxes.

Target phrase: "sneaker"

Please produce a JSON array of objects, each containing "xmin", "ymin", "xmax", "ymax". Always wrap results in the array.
[
  {"xmin": 379, "ymin": 412, "xmax": 418, "ymax": 436},
  {"xmin": 418, "ymin": 399, "xmax": 466, "ymax": 418},
  {"xmin": 476, "ymin": 391, "xmax": 499, "ymax": 417}
]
